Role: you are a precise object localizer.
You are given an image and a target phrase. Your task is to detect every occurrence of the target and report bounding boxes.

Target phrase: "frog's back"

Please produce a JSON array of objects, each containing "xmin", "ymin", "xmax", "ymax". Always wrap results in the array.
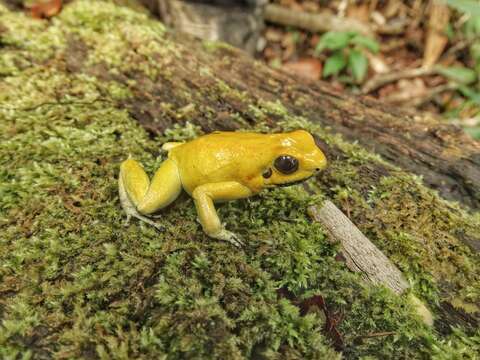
[{"xmin": 168, "ymin": 132, "xmax": 276, "ymax": 193}]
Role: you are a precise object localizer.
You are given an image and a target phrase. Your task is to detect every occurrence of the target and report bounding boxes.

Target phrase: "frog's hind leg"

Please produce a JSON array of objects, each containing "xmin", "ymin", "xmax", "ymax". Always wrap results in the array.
[{"xmin": 119, "ymin": 158, "xmax": 182, "ymax": 230}]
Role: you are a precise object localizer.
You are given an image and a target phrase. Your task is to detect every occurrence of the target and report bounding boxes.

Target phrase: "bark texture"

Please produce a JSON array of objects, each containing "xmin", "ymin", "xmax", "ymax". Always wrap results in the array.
[
  {"xmin": 308, "ymin": 202, "xmax": 410, "ymax": 295},
  {"xmin": 123, "ymin": 28, "xmax": 480, "ymax": 211}
]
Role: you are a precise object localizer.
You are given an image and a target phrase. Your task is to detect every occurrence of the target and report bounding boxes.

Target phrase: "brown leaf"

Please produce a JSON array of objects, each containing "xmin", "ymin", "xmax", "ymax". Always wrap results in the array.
[
  {"xmin": 264, "ymin": 28, "xmax": 284, "ymax": 43},
  {"xmin": 423, "ymin": 0, "xmax": 450, "ymax": 68},
  {"xmin": 282, "ymin": 58, "xmax": 322, "ymax": 80},
  {"xmin": 30, "ymin": 0, "xmax": 63, "ymax": 19},
  {"xmin": 382, "ymin": 78, "xmax": 428, "ymax": 103},
  {"xmin": 366, "ymin": 53, "xmax": 390, "ymax": 74},
  {"xmin": 346, "ymin": 3, "xmax": 370, "ymax": 23},
  {"xmin": 277, "ymin": 289, "xmax": 345, "ymax": 351}
]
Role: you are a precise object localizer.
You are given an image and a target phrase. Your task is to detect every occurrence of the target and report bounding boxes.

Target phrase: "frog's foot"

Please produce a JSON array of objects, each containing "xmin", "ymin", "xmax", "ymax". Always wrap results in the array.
[
  {"xmin": 119, "ymin": 174, "xmax": 164, "ymax": 231},
  {"xmin": 209, "ymin": 229, "xmax": 245, "ymax": 248}
]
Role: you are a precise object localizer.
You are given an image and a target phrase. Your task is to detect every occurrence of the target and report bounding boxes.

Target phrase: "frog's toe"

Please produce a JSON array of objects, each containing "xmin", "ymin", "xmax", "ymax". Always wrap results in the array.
[
  {"xmin": 123, "ymin": 214, "xmax": 131, "ymax": 227},
  {"xmin": 209, "ymin": 229, "xmax": 244, "ymax": 248},
  {"xmin": 229, "ymin": 233, "xmax": 245, "ymax": 248},
  {"xmin": 119, "ymin": 176, "xmax": 164, "ymax": 231}
]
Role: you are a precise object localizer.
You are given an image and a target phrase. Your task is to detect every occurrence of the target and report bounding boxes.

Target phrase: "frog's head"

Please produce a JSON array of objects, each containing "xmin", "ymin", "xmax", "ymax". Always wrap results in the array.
[{"xmin": 263, "ymin": 130, "xmax": 327, "ymax": 187}]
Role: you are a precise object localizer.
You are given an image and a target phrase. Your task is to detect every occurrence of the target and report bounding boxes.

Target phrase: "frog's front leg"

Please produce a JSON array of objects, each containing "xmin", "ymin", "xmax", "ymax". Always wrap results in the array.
[
  {"xmin": 192, "ymin": 182, "xmax": 253, "ymax": 247},
  {"xmin": 119, "ymin": 158, "xmax": 182, "ymax": 230}
]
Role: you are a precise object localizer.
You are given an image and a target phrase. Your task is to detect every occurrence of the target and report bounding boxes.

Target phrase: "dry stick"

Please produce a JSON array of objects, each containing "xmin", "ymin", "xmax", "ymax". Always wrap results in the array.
[
  {"xmin": 384, "ymin": 83, "xmax": 459, "ymax": 107},
  {"xmin": 263, "ymin": 4, "xmax": 403, "ymax": 37},
  {"xmin": 308, "ymin": 201, "xmax": 434, "ymax": 325},
  {"xmin": 361, "ymin": 67, "xmax": 436, "ymax": 94},
  {"xmin": 264, "ymin": 4, "xmax": 373, "ymax": 37},
  {"xmin": 308, "ymin": 201, "xmax": 409, "ymax": 295}
]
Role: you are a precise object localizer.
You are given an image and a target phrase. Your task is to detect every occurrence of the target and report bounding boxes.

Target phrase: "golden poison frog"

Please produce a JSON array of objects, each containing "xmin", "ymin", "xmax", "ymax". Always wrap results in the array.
[{"xmin": 119, "ymin": 130, "xmax": 327, "ymax": 246}]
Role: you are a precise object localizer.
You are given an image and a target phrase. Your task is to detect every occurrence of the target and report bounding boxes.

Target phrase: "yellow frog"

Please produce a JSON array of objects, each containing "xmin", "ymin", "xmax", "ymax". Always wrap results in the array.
[{"xmin": 119, "ymin": 130, "xmax": 327, "ymax": 246}]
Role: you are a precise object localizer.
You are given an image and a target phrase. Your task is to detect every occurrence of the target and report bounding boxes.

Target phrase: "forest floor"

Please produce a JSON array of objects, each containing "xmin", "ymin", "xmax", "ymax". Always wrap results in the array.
[{"xmin": 260, "ymin": 0, "xmax": 480, "ymax": 140}]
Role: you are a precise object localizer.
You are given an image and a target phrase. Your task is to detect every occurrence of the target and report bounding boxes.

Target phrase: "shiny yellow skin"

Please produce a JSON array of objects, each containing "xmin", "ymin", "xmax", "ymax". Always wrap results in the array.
[{"xmin": 119, "ymin": 130, "xmax": 327, "ymax": 246}]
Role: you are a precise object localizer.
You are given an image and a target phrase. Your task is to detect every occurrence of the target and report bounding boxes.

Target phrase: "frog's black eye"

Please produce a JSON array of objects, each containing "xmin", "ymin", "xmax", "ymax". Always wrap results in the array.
[{"xmin": 274, "ymin": 155, "xmax": 299, "ymax": 175}]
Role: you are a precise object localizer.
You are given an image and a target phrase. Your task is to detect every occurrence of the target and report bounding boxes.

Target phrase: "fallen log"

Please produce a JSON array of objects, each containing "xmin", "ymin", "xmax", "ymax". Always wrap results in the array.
[
  {"xmin": 142, "ymin": 0, "xmax": 480, "ymax": 211},
  {"xmin": 0, "ymin": 1, "xmax": 479, "ymax": 358}
]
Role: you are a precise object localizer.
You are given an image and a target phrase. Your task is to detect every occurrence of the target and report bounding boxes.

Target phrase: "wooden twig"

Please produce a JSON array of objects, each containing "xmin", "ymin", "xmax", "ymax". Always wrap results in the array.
[
  {"xmin": 362, "ymin": 67, "xmax": 436, "ymax": 93},
  {"xmin": 308, "ymin": 201, "xmax": 434, "ymax": 326},
  {"xmin": 264, "ymin": 4, "xmax": 373, "ymax": 37},
  {"xmin": 384, "ymin": 83, "xmax": 459, "ymax": 106},
  {"xmin": 308, "ymin": 201, "xmax": 410, "ymax": 295}
]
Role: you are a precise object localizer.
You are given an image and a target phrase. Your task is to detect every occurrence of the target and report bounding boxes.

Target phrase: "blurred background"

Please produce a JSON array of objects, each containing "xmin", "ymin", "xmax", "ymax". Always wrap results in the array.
[
  {"xmin": 18, "ymin": 0, "xmax": 480, "ymax": 139},
  {"xmin": 152, "ymin": 0, "xmax": 480, "ymax": 140}
]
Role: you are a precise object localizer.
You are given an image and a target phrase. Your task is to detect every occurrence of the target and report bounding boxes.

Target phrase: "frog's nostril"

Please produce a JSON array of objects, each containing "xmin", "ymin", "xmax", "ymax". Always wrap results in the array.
[{"xmin": 316, "ymin": 168, "xmax": 320, "ymax": 171}]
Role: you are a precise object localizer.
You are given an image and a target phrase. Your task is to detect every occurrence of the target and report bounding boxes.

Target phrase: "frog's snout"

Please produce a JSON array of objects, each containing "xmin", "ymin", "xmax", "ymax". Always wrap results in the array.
[{"xmin": 308, "ymin": 151, "xmax": 328, "ymax": 173}]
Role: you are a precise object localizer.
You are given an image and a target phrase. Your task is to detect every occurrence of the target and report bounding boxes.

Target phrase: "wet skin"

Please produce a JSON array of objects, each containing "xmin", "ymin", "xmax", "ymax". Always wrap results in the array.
[{"xmin": 119, "ymin": 130, "xmax": 327, "ymax": 246}]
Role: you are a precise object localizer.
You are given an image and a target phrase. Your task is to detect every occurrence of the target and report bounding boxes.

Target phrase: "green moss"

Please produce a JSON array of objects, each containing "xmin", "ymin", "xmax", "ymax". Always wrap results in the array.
[
  {"xmin": 247, "ymin": 101, "xmax": 480, "ymax": 314},
  {"xmin": 0, "ymin": 1, "xmax": 479, "ymax": 359},
  {"xmin": 202, "ymin": 40, "xmax": 235, "ymax": 54}
]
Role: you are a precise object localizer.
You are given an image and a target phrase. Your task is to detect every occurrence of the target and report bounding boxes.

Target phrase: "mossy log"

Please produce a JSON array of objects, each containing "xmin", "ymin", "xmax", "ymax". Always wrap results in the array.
[
  {"xmin": 143, "ymin": 0, "xmax": 480, "ymax": 211},
  {"xmin": 0, "ymin": 1, "xmax": 479, "ymax": 358}
]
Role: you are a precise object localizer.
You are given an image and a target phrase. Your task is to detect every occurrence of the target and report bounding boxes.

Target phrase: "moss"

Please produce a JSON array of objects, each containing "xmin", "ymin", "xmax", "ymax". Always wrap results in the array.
[
  {"xmin": 253, "ymin": 104, "xmax": 480, "ymax": 314},
  {"xmin": 202, "ymin": 40, "xmax": 235, "ymax": 54},
  {"xmin": 0, "ymin": 1, "xmax": 479, "ymax": 359}
]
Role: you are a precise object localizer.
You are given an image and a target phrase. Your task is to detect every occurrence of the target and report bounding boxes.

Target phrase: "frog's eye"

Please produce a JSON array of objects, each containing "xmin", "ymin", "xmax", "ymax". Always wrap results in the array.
[{"xmin": 274, "ymin": 155, "xmax": 299, "ymax": 174}]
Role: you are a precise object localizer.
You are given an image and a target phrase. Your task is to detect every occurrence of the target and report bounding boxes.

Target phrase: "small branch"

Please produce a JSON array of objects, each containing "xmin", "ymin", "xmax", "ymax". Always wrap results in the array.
[
  {"xmin": 441, "ymin": 35, "xmax": 480, "ymax": 61},
  {"xmin": 384, "ymin": 83, "xmax": 459, "ymax": 106},
  {"xmin": 264, "ymin": 4, "xmax": 373, "ymax": 37},
  {"xmin": 308, "ymin": 201, "xmax": 410, "ymax": 295},
  {"xmin": 362, "ymin": 67, "xmax": 436, "ymax": 94},
  {"xmin": 309, "ymin": 201, "xmax": 434, "ymax": 326}
]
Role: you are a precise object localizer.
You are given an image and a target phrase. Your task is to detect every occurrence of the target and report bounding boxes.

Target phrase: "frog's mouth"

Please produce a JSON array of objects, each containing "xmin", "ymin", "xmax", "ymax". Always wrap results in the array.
[{"xmin": 276, "ymin": 175, "xmax": 313, "ymax": 188}]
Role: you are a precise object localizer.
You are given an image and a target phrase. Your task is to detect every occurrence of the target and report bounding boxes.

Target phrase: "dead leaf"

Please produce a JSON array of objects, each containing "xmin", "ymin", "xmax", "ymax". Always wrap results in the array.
[
  {"xmin": 423, "ymin": 0, "xmax": 450, "ymax": 68},
  {"xmin": 366, "ymin": 53, "xmax": 390, "ymax": 74},
  {"xmin": 347, "ymin": 3, "xmax": 370, "ymax": 23},
  {"xmin": 384, "ymin": 0, "xmax": 402, "ymax": 18},
  {"xmin": 277, "ymin": 289, "xmax": 345, "ymax": 351},
  {"xmin": 282, "ymin": 58, "xmax": 322, "ymax": 80},
  {"xmin": 371, "ymin": 11, "xmax": 386, "ymax": 26},
  {"xmin": 29, "ymin": 0, "xmax": 62, "ymax": 19},
  {"xmin": 264, "ymin": 28, "xmax": 284, "ymax": 42},
  {"xmin": 383, "ymin": 78, "xmax": 428, "ymax": 103}
]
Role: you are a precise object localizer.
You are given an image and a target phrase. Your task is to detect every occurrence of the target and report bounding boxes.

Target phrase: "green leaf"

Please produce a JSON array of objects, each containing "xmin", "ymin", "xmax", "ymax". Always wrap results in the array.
[
  {"xmin": 436, "ymin": 66, "xmax": 477, "ymax": 84},
  {"xmin": 459, "ymin": 85, "xmax": 480, "ymax": 105},
  {"xmin": 465, "ymin": 126, "xmax": 480, "ymax": 139},
  {"xmin": 350, "ymin": 34, "xmax": 380, "ymax": 53},
  {"xmin": 322, "ymin": 51, "xmax": 347, "ymax": 78},
  {"xmin": 445, "ymin": 23, "xmax": 454, "ymax": 40},
  {"xmin": 444, "ymin": 0, "xmax": 480, "ymax": 17},
  {"xmin": 348, "ymin": 50, "xmax": 368, "ymax": 83},
  {"xmin": 315, "ymin": 31, "xmax": 354, "ymax": 54},
  {"xmin": 464, "ymin": 15, "xmax": 480, "ymax": 37},
  {"xmin": 470, "ymin": 42, "xmax": 480, "ymax": 62}
]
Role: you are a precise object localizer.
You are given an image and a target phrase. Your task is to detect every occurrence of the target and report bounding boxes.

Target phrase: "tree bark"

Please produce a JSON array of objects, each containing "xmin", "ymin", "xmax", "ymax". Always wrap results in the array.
[
  {"xmin": 136, "ymin": 0, "xmax": 480, "ymax": 210},
  {"xmin": 119, "ymin": 32, "xmax": 480, "ymax": 212}
]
